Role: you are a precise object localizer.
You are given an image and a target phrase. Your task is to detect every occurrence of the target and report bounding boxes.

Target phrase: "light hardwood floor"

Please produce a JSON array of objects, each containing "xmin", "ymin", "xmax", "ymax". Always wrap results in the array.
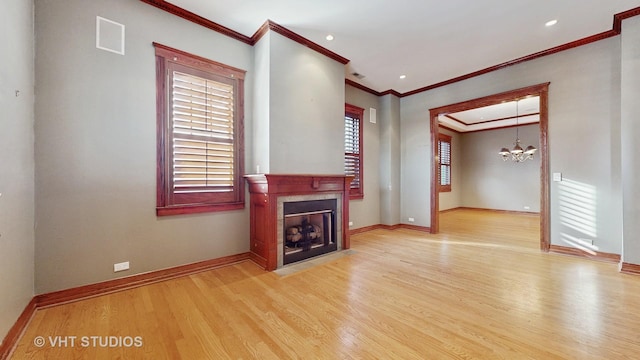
[{"xmin": 10, "ymin": 209, "xmax": 640, "ymax": 359}]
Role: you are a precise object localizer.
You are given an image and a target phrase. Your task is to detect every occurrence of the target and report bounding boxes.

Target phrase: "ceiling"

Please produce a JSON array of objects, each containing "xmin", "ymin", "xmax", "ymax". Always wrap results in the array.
[
  {"xmin": 167, "ymin": 0, "xmax": 639, "ymax": 94},
  {"xmin": 439, "ymin": 96, "xmax": 539, "ymax": 133}
]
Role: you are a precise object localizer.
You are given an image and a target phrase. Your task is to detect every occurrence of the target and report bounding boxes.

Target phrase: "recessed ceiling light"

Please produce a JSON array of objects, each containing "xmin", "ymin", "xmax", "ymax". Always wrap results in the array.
[
  {"xmin": 325, "ymin": 34, "xmax": 334, "ymax": 41},
  {"xmin": 399, "ymin": 75, "xmax": 407, "ymax": 79},
  {"xmin": 545, "ymin": 19, "xmax": 558, "ymax": 27}
]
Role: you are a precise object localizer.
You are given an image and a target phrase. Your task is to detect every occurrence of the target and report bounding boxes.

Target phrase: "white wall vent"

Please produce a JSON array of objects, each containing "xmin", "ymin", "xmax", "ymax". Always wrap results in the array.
[{"xmin": 96, "ymin": 16, "xmax": 125, "ymax": 55}]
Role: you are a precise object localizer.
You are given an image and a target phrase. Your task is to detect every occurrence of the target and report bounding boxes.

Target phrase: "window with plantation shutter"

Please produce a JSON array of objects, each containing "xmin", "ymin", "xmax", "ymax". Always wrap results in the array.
[
  {"xmin": 345, "ymin": 104, "xmax": 364, "ymax": 199},
  {"xmin": 438, "ymin": 133, "xmax": 452, "ymax": 192},
  {"xmin": 155, "ymin": 43, "xmax": 245, "ymax": 216}
]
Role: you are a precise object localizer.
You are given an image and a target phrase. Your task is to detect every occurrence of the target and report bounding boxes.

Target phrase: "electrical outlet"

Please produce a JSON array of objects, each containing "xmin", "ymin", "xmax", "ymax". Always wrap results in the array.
[
  {"xmin": 524, "ymin": 206, "xmax": 530, "ymax": 210},
  {"xmin": 114, "ymin": 261, "xmax": 129, "ymax": 272},
  {"xmin": 408, "ymin": 217, "xmax": 415, "ymax": 222},
  {"xmin": 349, "ymin": 221, "xmax": 354, "ymax": 226}
]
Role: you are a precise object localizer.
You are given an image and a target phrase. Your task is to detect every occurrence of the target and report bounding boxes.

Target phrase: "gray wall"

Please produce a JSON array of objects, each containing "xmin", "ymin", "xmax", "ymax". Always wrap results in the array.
[
  {"xmin": 34, "ymin": 0, "xmax": 254, "ymax": 293},
  {"xmin": 252, "ymin": 32, "xmax": 271, "ymax": 174},
  {"xmin": 401, "ymin": 37, "xmax": 623, "ymax": 254},
  {"xmin": 460, "ymin": 125, "xmax": 540, "ymax": 212},
  {"xmin": 438, "ymin": 128, "xmax": 462, "ymax": 211},
  {"xmin": 0, "ymin": 0, "xmax": 35, "ymax": 341},
  {"xmin": 265, "ymin": 32, "xmax": 345, "ymax": 174},
  {"xmin": 400, "ymin": 93, "xmax": 432, "ymax": 226},
  {"xmin": 345, "ymin": 85, "xmax": 381, "ymax": 229},
  {"xmin": 621, "ymin": 16, "xmax": 640, "ymax": 264},
  {"xmin": 380, "ymin": 95, "xmax": 402, "ymax": 225}
]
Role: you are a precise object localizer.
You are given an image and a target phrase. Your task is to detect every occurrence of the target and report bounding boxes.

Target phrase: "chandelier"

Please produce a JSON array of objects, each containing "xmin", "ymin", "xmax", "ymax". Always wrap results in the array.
[{"xmin": 498, "ymin": 99, "xmax": 537, "ymax": 162}]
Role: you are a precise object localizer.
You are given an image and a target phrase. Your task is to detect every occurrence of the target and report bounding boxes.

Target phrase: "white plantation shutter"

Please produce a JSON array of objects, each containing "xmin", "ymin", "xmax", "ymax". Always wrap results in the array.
[
  {"xmin": 438, "ymin": 134, "xmax": 451, "ymax": 190},
  {"xmin": 171, "ymin": 71, "xmax": 235, "ymax": 194},
  {"xmin": 344, "ymin": 114, "xmax": 360, "ymax": 189}
]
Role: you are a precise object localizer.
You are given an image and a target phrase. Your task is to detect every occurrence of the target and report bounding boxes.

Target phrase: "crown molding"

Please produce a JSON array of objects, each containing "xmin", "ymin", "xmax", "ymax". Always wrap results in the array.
[
  {"xmin": 140, "ymin": 1, "xmax": 640, "ymax": 98},
  {"xmin": 365, "ymin": 6, "xmax": 640, "ymax": 97},
  {"xmin": 613, "ymin": 6, "xmax": 640, "ymax": 33},
  {"xmin": 139, "ymin": 0, "xmax": 253, "ymax": 44},
  {"xmin": 256, "ymin": 20, "xmax": 349, "ymax": 64},
  {"xmin": 345, "ymin": 79, "xmax": 380, "ymax": 96},
  {"xmin": 345, "ymin": 79, "xmax": 402, "ymax": 97},
  {"xmin": 140, "ymin": 1, "xmax": 348, "ymax": 64},
  {"xmin": 380, "ymin": 89, "xmax": 403, "ymax": 97},
  {"xmin": 400, "ymin": 30, "xmax": 616, "ymax": 97}
]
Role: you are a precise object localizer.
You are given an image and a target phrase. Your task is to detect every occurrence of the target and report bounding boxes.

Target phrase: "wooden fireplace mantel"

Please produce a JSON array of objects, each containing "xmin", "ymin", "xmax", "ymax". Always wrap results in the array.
[{"xmin": 244, "ymin": 174, "xmax": 352, "ymax": 271}]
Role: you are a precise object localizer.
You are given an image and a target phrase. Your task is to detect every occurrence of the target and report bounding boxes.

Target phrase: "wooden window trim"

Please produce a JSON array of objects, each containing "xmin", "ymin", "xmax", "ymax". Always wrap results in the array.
[
  {"xmin": 345, "ymin": 104, "xmax": 364, "ymax": 199},
  {"xmin": 438, "ymin": 133, "xmax": 452, "ymax": 193},
  {"xmin": 154, "ymin": 43, "xmax": 245, "ymax": 216}
]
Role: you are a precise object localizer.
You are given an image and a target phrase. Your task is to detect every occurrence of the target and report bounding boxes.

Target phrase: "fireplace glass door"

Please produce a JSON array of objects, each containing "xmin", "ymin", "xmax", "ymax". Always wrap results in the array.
[{"xmin": 283, "ymin": 199, "xmax": 337, "ymax": 265}]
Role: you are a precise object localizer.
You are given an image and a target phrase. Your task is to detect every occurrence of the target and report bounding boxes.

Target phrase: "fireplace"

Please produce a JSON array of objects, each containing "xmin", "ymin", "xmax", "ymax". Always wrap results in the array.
[
  {"xmin": 283, "ymin": 199, "xmax": 337, "ymax": 265},
  {"xmin": 245, "ymin": 174, "xmax": 352, "ymax": 270}
]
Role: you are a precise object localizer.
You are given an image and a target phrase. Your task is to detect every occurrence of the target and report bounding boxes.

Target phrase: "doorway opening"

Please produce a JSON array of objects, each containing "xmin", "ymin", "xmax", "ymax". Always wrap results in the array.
[{"xmin": 429, "ymin": 83, "xmax": 550, "ymax": 251}]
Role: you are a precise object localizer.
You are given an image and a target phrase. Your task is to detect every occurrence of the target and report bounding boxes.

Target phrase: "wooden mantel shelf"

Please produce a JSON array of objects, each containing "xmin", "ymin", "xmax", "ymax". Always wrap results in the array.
[
  {"xmin": 244, "ymin": 174, "xmax": 353, "ymax": 271},
  {"xmin": 245, "ymin": 174, "xmax": 353, "ymax": 194}
]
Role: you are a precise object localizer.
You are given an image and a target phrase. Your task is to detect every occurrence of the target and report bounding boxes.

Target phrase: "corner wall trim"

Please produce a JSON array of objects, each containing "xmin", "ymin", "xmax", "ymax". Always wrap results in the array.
[
  {"xmin": 620, "ymin": 262, "xmax": 640, "ymax": 275},
  {"xmin": 398, "ymin": 224, "xmax": 431, "ymax": 232},
  {"xmin": 350, "ymin": 223, "xmax": 430, "ymax": 235},
  {"xmin": 350, "ymin": 224, "xmax": 385, "ymax": 235},
  {"xmin": 0, "ymin": 298, "xmax": 37, "ymax": 360},
  {"xmin": 442, "ymin": 207, "xmax": 540, "ymax": 216},
  {"xmin": 549, "ymin": 245, "xmax": 621, "ymax": 264},
  {"xmin": 0, "ymin": 252, "xmax": 253, "ymax": 359}
]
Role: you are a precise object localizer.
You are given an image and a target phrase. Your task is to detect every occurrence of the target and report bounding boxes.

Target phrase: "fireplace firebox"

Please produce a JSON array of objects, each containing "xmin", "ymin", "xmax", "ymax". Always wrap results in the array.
[
  {"xmin": 244, "ymin": 174, "xmax": 352, "ymax": 271},
  {"xmin": 283, "ymin": 199, "xmax": 337, "ymax": 265}
]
